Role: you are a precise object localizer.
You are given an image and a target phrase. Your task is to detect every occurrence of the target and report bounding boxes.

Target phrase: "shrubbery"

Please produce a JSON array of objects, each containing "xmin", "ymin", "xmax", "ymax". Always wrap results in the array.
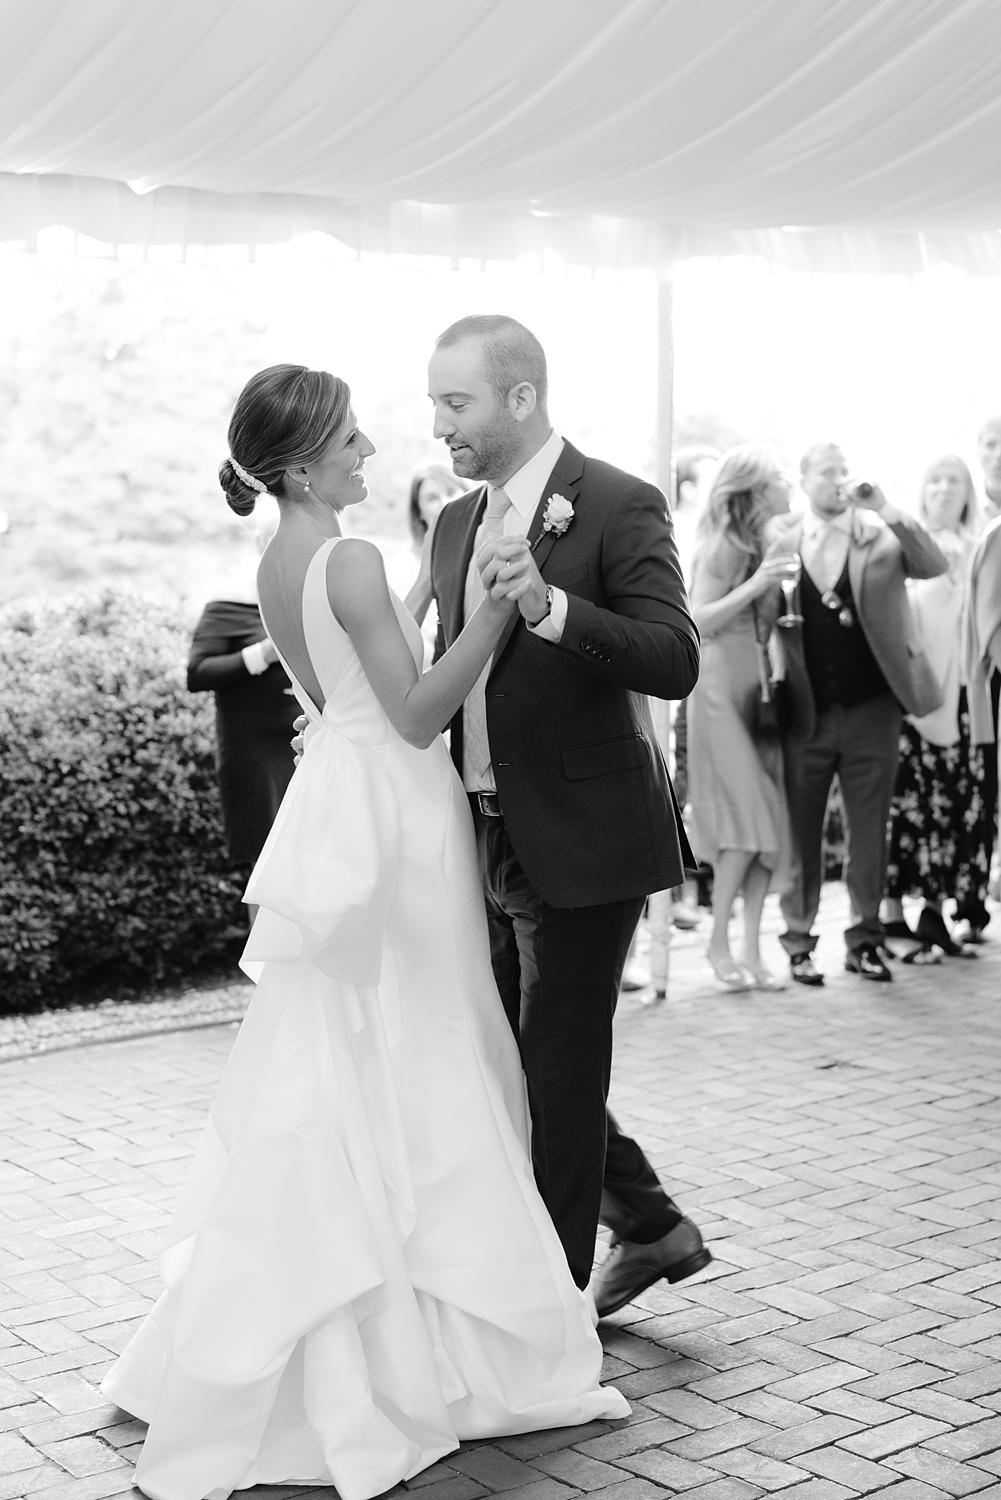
[{"xmin": 0, "ymin": 588, "xmax": 246, "ymax": 1012}]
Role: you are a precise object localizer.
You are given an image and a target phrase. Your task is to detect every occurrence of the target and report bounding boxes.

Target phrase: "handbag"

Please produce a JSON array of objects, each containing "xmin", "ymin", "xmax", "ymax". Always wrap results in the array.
[{"xmin": 752, "ymin": 604, "xmax": 788, "ymax": 738}]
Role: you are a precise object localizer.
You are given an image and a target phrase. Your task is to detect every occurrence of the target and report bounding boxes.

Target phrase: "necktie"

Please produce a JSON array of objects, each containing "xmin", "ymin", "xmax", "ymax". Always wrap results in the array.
[
  {"xmin": 804, "ymin": 521, "xmax": 848, "ymax": 593},
  {"xmin": 463, "ymin": 488, "xmax": 513, "ymax": 791}
]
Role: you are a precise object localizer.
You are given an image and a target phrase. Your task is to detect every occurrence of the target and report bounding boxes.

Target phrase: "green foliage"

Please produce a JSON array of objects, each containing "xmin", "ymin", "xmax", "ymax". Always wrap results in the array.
[{"xmin": 0, "ymin": 588, "xmax": 246, "ymax": 1012}]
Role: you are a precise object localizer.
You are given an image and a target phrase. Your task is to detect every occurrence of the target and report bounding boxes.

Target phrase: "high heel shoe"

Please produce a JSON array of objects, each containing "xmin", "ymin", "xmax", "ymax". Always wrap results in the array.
[
  {"xmin": 914, "ymin": 905, "xmax": 976, "ymax": 959},
  {"xmin": 706, "ymin": 952, "xmax": 752, "ymax": 991},
  {"xmin": 739, "ymin": 961, "xmax": 787, "ymax": 992}
]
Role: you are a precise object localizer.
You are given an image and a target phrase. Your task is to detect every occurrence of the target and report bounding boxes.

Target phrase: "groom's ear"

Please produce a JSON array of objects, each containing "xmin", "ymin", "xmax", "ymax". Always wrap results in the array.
[{"xmin": 507, "ymin": 381, "xmax": 537, "ymax": 423}]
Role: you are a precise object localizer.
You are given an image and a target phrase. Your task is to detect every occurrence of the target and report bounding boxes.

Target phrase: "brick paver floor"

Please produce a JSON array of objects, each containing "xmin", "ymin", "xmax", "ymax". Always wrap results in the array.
[{"xmin": 2, "ymin": 886, "xmax": 999, "ymax": 1498}]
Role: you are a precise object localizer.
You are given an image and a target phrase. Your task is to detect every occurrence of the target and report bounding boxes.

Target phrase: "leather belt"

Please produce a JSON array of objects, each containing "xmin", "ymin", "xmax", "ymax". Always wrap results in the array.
[{"xmin": 470, "ymin": 791, "xmax": 502, "ymax": 818}]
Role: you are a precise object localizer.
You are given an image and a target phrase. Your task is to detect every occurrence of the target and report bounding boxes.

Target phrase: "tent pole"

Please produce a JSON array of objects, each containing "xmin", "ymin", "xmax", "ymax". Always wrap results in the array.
[{"xmin": 654, "ymin": 268, "xmax": 674, "ymax": 499}]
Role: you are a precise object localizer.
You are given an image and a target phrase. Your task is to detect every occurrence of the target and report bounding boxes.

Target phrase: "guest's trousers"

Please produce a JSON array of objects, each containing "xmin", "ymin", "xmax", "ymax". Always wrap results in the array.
[
  {"xmin": 780, "ymin": 692, "xmax": 901, "ymax": 954},
  {"xmin": 471, "ymin": 806, "xmax": 680, "ymax": 1289}
]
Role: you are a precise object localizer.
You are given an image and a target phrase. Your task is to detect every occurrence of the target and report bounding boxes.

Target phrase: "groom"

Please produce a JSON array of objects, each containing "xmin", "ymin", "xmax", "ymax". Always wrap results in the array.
[{"xmin": 427, "ymin": 315, "xmax": 710, "ymax": 1314}]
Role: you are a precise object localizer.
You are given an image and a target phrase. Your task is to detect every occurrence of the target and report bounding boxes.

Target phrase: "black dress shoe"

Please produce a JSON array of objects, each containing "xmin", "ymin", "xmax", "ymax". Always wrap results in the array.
[
  {"xmin": 845, "ymin": 943, "xmax": 893, "ymax": 981},
  {"xmin": 591, "ymin": 1217, "xmax": 712, "ymax": 1317},
  {"xmin": 790, "ymin": 953, "xmax": 824, "ymax": 986}
]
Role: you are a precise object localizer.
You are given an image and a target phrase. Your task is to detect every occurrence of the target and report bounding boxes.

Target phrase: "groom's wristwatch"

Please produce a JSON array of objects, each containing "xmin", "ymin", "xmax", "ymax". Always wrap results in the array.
[{"xmin": 530, "ymin": 585, "xmax": 554, "ymax": 626}]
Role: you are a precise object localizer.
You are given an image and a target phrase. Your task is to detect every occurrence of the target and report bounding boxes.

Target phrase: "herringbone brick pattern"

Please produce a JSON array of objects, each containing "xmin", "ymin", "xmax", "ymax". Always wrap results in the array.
[{"xmin": 1, "ymin": 887, "xmax": 999, "ymax": 1498}]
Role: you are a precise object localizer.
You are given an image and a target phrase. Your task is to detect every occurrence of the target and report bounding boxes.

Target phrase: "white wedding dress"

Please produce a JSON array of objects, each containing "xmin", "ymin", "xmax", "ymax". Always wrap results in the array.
[{"xmin": 102, "ymin": 537, "xmax": 627, "ymax": 1500}]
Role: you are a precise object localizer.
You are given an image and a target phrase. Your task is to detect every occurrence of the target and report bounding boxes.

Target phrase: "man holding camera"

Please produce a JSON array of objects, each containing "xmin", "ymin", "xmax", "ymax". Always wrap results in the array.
[{"xmin": 777, "ymin": 443, "xmax": 947, "ymax": 986}]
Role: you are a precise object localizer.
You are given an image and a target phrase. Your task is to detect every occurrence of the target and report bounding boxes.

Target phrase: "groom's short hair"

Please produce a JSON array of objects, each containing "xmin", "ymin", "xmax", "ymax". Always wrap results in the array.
[{"xmin": 436, "ymin": 315, "xmax": 548, "ymax": 408}]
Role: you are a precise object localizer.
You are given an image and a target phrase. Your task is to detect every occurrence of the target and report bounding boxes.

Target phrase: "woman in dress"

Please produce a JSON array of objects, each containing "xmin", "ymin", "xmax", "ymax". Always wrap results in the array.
[
  {"xmin": 687, "ymin": 444, "xmax": 796, "ymax": 991},
  {"xmin": 187, "ymin": 507, "xmax": 298, "ymax": 906},
  {"xmin": 883, "ymin": 455, "xmax": 990, "ymax": 957},
  {"xmin": 404, "ymin": 464, "xmax": 468, "ymax": 654},
  {"xmin": 102, "ymin": 365, "xmax": 627, "ymax": 1500},
  {"xmin": 407, "ymin": 461, "xmax": 467, "ymax": 552}
]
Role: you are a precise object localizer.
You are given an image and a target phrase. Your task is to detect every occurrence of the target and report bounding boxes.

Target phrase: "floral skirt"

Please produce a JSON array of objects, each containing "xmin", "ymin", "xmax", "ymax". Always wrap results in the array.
[{"xmin": 885, "ymin": 689, "xmax": 992, "ymax": 924}]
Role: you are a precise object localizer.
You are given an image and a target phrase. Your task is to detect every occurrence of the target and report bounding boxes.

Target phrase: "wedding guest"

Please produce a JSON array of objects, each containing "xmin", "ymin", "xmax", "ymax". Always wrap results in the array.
[
  {"xmin": 427, "ymin": 315, "xmax": 709, "ymax": 1320},
  {"xmin": 883, "ymin": 457, "xmax": 989, "ymax": 957},
  {"xmin": 978, "ymin": 415, "xmax": 1001, "ymax": 525},
  {"xmin": 972, "ymin": 414, "xmax": 1001, "ymax": 902},
  {"xmin": 964, "ymin": 509, "xmax": 1001, "ymax": 920},
  {"xmin": 778, "ymin": 444, "xmax": 948, "ymax": 985},
  {"xmin": 187, "ymin": 508, "xmax": 297, "ymax": 896},
  {"xmin": 404, "ymin": 464, "xmax": 468, "ymax": 652},
  {"xmin": 671, "ymin": 446, "xmax": 720, "ymax": 929},
  {"xmin": 619, "ymin": 446, "xmax": 717, "ymax": 996},
  {"xmin": 407, "ymin": 462, "xmax": 466, "ymax": 551},
  {"xmin": 687, "ymin": 445, "xmax": 796, "ymax": 991}
]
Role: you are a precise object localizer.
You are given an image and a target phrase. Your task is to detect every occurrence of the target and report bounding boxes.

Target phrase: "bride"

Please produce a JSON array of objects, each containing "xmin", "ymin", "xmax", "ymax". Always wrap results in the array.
[{"xmin": 101, "ymin": 364, "xmax": 628, "ymax": 1500}]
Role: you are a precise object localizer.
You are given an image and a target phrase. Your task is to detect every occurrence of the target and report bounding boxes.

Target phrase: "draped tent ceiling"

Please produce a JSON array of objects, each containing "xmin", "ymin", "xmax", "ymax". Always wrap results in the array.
[{"xmin": 2, "ymin": 0, "xmax": 1001, "ymax": 274}]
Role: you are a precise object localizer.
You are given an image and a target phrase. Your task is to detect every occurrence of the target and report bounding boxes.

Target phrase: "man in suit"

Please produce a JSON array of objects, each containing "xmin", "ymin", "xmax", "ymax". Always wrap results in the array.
[
  {"xmin": 778, "ymin": 442, "xmax": 947, "ymax": 987},
  {"xmin": 427, "ymin": 314, "xmax": 708, "ymax": 1317}
]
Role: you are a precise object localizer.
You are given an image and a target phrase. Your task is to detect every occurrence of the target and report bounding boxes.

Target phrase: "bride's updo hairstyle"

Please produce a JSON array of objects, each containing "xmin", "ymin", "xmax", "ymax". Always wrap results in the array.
[{"xmin": 219, "ymin": 364, "xmax": 352, "ymax": 517}]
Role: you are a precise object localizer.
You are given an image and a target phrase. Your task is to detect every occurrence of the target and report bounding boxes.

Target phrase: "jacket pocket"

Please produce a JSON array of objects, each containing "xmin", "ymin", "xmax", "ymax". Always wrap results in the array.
[{"xmin": 561, "ymin": 734, "xmax": 646, "ymax": 780}]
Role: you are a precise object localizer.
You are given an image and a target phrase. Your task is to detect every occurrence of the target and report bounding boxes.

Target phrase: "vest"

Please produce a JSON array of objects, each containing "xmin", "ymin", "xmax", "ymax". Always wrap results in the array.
[{"xmin": 801, "ymin": 564, "xmax": 888, "ymax": 710}]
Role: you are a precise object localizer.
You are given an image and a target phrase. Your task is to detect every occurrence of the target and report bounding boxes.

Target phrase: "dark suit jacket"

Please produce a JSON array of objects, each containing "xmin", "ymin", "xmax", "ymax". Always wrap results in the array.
[
  {"xmin": 430, "ymin": 440, "xmax": 700, "ymax": 908},
  {"xmin": 781, "ymin": 511, "xmax": 948, "ymax": 740}
]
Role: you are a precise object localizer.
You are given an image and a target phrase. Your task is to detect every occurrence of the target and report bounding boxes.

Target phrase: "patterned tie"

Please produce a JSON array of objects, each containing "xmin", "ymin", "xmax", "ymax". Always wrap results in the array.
[{"xmin": 463, "ymin": 488, "xmax": 513, "ymax": 790}]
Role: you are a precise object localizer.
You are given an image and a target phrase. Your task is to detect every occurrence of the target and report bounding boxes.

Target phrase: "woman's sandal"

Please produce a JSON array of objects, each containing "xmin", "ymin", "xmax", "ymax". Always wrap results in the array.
[
  {"xmin": 901, "ymin": 941, "xmax": 942, "ymax": 966},
  {"xmin": 706, "ymin": 952, "xmax": 752, "ymax": 991},
  {"xmin": 739, "ymin": 961, "xmax": 787, "ymax": 992}
]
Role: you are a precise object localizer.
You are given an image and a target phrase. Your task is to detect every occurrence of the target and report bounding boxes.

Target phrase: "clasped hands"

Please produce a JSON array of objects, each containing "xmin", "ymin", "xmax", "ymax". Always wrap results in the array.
[{"xmin": 477, "ymin": 535, "xmax": 548, "ymax": 625}]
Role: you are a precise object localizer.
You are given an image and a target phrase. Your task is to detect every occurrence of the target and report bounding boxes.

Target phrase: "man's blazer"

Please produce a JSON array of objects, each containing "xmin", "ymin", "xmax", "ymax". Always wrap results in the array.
[
  {"xmin": 430, "ymin": 440, "xmax": 700, "ymax": 909},
  {"xmin": 781, "ymin": 511, "xmax": 948, "ymax": 740},
  {"xmin": 963, "ymin": 516, "xmax": 1001, "ymax": 745}
]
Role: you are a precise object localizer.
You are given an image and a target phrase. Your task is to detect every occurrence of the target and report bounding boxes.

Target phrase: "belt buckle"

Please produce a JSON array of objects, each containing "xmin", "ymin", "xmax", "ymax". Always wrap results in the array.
[{"xmin": 476, "ymin": 791, "xmax": 501, "ymax": 818}]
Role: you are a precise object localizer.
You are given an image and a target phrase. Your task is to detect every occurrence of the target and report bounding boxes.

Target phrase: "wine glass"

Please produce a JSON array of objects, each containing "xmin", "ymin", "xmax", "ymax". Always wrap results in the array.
[{"xmin": 775, "ymin": 553, "xmax": 803, "ymax": 627}]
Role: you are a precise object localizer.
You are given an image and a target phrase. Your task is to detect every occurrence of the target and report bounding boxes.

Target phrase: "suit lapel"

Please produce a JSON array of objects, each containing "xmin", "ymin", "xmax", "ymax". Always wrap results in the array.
[
  {"xmin": 847, "ymin": 517, "xmax": 877, "ymax": 611},
  {"xmin": 491, "ymin": 440, "xmax": 586, "ymax": 666}
]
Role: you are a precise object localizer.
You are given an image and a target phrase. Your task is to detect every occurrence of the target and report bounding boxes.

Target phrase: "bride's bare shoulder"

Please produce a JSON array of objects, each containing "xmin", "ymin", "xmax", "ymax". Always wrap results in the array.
[{"xmin": 325, "ymin": 537, "xmax": 391, "ymax": 611}]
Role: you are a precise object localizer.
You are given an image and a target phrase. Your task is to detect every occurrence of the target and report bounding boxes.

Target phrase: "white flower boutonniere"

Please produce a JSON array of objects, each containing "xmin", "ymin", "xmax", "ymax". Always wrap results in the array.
[{"xmin": 536, "ymin": 493, "xmax": 575, "ymax": 547}]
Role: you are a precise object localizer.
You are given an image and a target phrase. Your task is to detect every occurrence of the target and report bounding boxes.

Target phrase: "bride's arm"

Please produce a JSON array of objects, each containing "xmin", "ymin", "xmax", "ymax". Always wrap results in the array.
[{"xmin": 328, "ymin": 538, "xmax": 513, "ymax": 749}]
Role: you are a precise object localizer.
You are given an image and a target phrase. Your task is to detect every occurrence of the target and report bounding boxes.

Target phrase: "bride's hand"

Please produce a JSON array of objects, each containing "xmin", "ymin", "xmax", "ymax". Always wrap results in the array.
[
  {"xmin": 477, "ymin": 536, "xmax": 528, "ymax": 613},
  {"xmin": 291, "ymin": 713, "xmax": 308, "ymax": 766}
]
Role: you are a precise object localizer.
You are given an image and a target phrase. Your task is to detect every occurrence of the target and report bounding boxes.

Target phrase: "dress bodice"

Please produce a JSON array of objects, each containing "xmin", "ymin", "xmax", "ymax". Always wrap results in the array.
[{"xmin": 267, "ymin": 537, "xmax": 424, "ymax": 749}]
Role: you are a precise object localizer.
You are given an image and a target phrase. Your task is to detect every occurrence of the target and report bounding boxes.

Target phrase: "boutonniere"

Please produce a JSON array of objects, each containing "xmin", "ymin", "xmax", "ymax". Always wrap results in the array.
[{"xmin": 532, "ymin": 493, "xmax": 575, "ymax": 550}]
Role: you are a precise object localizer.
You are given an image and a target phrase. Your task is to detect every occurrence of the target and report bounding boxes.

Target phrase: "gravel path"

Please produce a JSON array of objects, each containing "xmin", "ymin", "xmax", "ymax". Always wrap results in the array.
[{"xmin": 0, "ymin": 972, "xmax": 252, "ymax": 1062}]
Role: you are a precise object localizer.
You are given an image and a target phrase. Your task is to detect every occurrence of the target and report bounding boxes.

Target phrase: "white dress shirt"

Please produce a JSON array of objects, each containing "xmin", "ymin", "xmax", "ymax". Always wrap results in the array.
[
  {"xmin": 489, "ymin": 427, "xmax": 569, "ymax": 642},
  {"xmin": 801, "ymin": 507, "xmax": 855, "ymax": 592}
]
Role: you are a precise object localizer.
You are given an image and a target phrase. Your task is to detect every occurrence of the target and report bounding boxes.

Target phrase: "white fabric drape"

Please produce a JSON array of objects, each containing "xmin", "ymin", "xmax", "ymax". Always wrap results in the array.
[{"xmin": 3, "ymin": 0, "xmax": 1001, "ymax": 271}]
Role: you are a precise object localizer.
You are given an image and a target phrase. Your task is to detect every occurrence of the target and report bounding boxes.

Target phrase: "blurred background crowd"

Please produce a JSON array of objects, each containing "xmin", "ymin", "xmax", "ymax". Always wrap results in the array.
[{"xmin": 2, "ymin": 239, "xmax": 1001, "ymax": 1012}]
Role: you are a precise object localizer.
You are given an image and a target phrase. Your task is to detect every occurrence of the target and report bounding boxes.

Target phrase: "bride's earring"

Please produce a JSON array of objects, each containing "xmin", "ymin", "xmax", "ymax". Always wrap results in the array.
[{"xmin": 303, "ymin": 480, "xmax": 311, "ymax": 492}]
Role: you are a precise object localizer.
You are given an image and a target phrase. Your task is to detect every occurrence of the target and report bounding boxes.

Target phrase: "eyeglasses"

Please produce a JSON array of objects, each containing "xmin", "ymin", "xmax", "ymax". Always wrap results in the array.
[{"xmin": 820, "ymin": 589, "xmax": 855, "ymax": 628}]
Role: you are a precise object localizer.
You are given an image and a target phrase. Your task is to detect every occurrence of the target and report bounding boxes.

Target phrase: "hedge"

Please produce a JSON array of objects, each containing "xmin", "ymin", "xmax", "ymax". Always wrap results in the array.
[{"xmin": 0, "ymin": 588, "xmax": 246, "ymax": 1013}]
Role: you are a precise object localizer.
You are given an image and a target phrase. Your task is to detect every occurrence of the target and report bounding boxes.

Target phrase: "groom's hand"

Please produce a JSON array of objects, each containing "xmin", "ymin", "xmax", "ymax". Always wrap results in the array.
[
  {"xmin": 483, "ymin": 538, "xmax": 547, "ymax": 623},
  {"xmin": 478, "ymin": 535, "xmax": 529, "ymax": 597}
]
